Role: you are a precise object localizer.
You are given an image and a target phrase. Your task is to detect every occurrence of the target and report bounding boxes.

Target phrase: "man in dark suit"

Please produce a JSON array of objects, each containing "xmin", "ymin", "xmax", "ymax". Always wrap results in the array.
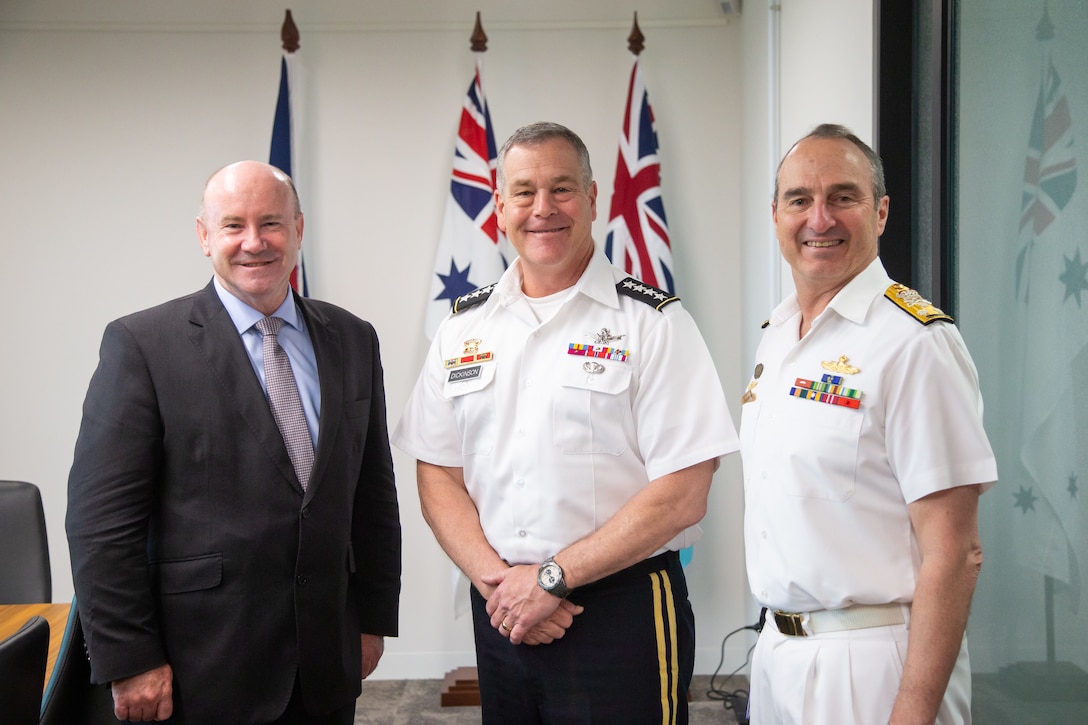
[{"xmin": 66, "ymin": 160, "xmax": 401, "ymax": 724}]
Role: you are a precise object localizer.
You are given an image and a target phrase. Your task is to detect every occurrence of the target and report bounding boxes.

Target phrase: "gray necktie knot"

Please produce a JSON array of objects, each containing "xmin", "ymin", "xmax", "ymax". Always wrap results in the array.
[
  {"xmin": 256, "ymin": 316, "xmax": 313, "ymax": 491},
  {"xmin": 256, "ymin": 315, "xmax": 285, "ymax": 338}
]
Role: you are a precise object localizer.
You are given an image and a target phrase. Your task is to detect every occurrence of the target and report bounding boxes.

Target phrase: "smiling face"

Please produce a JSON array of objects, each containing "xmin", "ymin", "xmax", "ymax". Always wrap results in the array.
[
  {"xmin": 773, "ymin": 136, "xmax": 889, "ymax": 301},
  {"xmin": 495, "ymin": 137, "xmax": 598, "ymax": 297},
  {"xmin": 196, "ymin": 161, "xmax": 303, "ymax": 315}
]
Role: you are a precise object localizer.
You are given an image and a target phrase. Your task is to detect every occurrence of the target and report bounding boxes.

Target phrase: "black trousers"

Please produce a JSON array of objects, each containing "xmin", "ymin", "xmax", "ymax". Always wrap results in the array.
[
  {"xmin": 267, "ymin": 671, "xmax": 356, "ymax": 725},
  {"xmin": 471, "ymin": 551, "xmax": 695, "ymax": 725}
]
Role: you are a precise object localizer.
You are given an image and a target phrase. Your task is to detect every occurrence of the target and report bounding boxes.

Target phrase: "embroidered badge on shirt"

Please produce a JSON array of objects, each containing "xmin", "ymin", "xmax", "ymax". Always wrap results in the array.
[
  {"xmin": 789, "ymin": 374, "xmax": 862, "ymax": 409},
  {"xmin": 445, "ymin": 338, "xmax": 495, "ymax": 369}
]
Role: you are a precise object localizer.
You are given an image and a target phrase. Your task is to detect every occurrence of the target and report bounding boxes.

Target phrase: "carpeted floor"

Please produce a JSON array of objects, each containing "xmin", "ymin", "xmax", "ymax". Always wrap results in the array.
[
  {"xmin": 354, "ymin": 674, "xmax": 749, "ymax": 724},
  {"xmin": 354, "ymin": 672, "xmax": 1088, "ymax": 723}
]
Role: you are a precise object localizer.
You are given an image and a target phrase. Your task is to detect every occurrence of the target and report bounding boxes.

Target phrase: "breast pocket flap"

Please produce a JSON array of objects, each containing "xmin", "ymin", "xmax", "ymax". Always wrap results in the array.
[
  {"xmin": 558, "ymin": 364, "xmax": 631, "ymax": 395},
  {"xmin": 153, "ymin": 553, "xmax": 223, "ymax": 594}
]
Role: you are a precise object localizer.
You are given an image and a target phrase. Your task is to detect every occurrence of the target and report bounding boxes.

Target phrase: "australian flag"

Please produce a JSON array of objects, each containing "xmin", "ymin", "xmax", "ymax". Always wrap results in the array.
[
  {"xmin": 1016, "ymin": 10, "xmax": 1077, "ymax": 301},
  {"xmin": 270, "ymin": 51, "xmax": 308, "ymax": 296},
  {"xmin": 604, "ymin": 56, "xmax": 675, "ymax": 295},
  {"xmin": 424, "ymin": 56, "xmax": 511, "ymax": 338}
]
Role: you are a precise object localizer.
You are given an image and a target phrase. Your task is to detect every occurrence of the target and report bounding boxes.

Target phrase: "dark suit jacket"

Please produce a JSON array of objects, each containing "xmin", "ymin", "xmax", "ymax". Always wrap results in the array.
[{"xmin": 66, "ymin": 282, "xmax": 401, "ymax": 724}]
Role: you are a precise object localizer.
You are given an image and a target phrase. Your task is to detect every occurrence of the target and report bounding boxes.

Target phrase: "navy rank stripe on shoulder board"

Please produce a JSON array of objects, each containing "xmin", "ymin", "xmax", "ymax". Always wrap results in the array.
[
  {"xmin": 883, "ymin": 283, "xmax": 953, "ymax": 325},
  {"xmin": 617, "ymin": 277, "xmax": 680, "ymax": 311},
  {"xmin": 452, "ymin": 284, "xmax": 497, "ymax": 314}
]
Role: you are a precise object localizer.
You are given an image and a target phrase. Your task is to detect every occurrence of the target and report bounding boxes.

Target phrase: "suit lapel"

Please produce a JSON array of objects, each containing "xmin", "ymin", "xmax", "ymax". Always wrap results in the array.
[
  {"xmin": 297, "ymin": 294, "xmax": 343, "ymax": 501},
  {"xmin": 188, "ymin": 282, "xmax": 302, "ymax": 493}
]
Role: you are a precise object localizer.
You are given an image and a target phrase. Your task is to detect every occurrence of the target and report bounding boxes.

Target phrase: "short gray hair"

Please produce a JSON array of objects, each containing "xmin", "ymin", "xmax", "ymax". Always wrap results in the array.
[
  {"xmin": 495, "ymin": 122, "xmax": 593, "ymax": 193},
  {"xmin": 774, "ymin": 123, "xmax": 886, "ymax": 203}
]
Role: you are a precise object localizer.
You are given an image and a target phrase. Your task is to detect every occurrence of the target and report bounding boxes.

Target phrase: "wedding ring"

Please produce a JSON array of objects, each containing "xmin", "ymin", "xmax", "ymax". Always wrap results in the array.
[{"xmin": 500, "ymin": 620, "xmax": 511, "ymax": 632}]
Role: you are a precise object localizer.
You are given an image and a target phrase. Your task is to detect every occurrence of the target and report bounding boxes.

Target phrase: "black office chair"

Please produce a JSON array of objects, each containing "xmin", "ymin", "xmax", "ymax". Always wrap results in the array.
[
  {"xmin": 0, "ymin": 480, "xmax": 52, "ymax": 603},
  {"xmin": 0, "ymin": 615, "xmax": 49, "ymax": 725},
  {"xmin": 39, "ymin": 600, "xmax": 118, "ymax": 725}
]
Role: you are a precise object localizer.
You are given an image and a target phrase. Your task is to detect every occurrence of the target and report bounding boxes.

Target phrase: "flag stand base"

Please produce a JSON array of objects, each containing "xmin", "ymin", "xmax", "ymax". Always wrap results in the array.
[
  {"xmin": 997, "ymin": 661, "xmax": 1088, "ymax": 701},
  {"xmin": 438, "ymin": 665, "xmax": 697, "ymax": 706},
  {"xmin": 440, "ymin": 666, "xmax": 481, "ymax": 706}
]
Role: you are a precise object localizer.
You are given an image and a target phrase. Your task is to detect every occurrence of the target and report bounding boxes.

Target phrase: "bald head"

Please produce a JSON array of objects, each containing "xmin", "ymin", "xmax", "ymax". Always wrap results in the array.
[{"xmin": 201, "ymin": 161, "xmax": 301, "ymax": 222}]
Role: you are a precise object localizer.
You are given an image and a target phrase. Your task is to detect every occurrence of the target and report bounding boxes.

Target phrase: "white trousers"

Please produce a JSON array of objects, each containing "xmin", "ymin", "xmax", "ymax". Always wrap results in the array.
[{"xmin": 748, "ymin": 611, "xmax": 972, "ymax": 725}]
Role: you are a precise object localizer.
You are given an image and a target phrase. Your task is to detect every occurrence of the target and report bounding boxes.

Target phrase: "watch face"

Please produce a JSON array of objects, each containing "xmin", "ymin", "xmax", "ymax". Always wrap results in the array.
[{"xmin": 540, "ymin": 563, "xmax": 561, "ymax": 588}]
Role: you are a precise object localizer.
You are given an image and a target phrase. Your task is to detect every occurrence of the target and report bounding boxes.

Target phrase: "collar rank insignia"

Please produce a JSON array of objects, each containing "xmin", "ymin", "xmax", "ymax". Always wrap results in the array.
[
  {"xmin": 617, "ymin": 277, "xmax": 679, "ymax": 311},
  {"xmin": 884, "ymin": 283, "xmax": 953, "ymax": 325},
  {"xmin": 452, "ymin": 283, "xmax": 496, "ymax": 314},
  {"xmin": 445, "ymin": 338, "xmax": 495, "ymax": 369}
]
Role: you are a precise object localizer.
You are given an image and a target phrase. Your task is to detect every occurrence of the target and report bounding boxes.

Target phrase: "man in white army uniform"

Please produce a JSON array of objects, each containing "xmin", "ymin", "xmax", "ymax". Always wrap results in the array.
[{"xmin": 394, "ymin": 122, "xmax": 738, "ymax": 724}]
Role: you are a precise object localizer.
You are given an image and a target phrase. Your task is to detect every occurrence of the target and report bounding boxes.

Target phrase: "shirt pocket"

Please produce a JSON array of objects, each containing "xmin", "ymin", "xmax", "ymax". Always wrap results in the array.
[
  {"xmin": 782, "ymin": 398, "xmax": 863, "ymax": 501},
  {"xmin": 555, "ymin": 363, "xmax": 632, "ymax": 455},
  {"xmin": 442, "ymin": 362, "xmax": 497, "ymax": 455}
]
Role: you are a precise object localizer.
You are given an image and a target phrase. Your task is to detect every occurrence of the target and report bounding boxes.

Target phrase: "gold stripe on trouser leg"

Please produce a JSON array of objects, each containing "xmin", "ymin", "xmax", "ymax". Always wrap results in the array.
[{"xmin": 650, "ymin": 570, "xmax": 680, "ymax": 725}]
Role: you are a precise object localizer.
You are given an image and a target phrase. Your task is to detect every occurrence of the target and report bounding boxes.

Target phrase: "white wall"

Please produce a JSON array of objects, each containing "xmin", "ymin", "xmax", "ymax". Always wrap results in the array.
[{"xmin": 0, "ymin": 0, "xmax": 873, "ymax": 679}]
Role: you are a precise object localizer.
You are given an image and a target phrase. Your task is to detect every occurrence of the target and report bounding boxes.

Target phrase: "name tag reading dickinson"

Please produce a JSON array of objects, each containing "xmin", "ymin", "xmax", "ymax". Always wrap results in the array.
[
  {"xmin": 789, "ymin": 374, "xmax": 862, "ymax": 409},
  {"xmin": 448, "ymin": 365, "xmax": 482, "ymax": 383}
]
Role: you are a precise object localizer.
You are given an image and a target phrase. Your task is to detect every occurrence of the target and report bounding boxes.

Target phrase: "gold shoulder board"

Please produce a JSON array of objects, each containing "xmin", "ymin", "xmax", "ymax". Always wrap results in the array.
[{"xmin": 884, "ymin": 283, "xmax": 953, "ymax": 325}]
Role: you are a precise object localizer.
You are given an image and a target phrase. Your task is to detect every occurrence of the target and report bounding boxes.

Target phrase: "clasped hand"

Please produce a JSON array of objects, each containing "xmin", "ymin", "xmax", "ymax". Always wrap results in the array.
[{"xmin": 482, "ymin": 564, "xmax": 583, "ymax": 645}]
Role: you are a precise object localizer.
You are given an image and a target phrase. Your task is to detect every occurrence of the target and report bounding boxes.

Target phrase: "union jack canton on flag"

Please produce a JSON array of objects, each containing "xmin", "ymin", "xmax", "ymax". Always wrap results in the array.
[
  {"xmin": 424, "ymin": 57, "xmax": 512, "ymax": 339},
  {"xmin": 604, "ymin": 56, "xmax": 675, "ymax": 296}
]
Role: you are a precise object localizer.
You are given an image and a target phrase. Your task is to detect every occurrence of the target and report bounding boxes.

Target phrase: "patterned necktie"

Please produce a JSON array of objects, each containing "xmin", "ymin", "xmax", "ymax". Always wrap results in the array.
[{"xmin": 255, "ymin": 316, "xmax": 314, "ymax": 491}]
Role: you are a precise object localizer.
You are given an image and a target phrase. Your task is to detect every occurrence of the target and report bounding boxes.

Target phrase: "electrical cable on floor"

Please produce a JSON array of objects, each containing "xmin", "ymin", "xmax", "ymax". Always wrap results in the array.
[{"xmin": 704, "ymin": 618, "xmax": 761, "ymax": 725}]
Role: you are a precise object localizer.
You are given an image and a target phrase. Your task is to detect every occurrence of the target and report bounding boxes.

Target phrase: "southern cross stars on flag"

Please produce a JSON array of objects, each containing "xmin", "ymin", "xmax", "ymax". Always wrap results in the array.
[
  {"xmin": 424, "ymin": 56, "xmax": 512, "ymax": 339},
  {"xmin": 604, "ymin": 55, "xmax": 675, "ymax": 295}
]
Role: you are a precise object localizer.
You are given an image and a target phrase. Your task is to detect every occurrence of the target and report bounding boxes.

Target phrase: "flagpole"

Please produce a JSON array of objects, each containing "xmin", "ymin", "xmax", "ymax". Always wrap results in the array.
[
  {"xmin": 425, "ymin": 11, "xmax": 507, "ymax": 339},
  {"xmin": 270, "ymin": 9, "xmax": 307, "ymax": 295},
  {"xmin": 437, "ymin": 13, "xmax": 487, "ymax": 698}
]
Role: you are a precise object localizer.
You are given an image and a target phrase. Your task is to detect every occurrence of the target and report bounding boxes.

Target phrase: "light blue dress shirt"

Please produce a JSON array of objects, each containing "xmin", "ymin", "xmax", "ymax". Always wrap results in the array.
[{"xmin": 212, "ymin": 277, "xmax": 320, "ymax": 447}]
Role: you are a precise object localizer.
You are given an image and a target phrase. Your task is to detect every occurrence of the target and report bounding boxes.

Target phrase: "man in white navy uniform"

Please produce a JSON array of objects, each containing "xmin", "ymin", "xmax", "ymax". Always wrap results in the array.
[
  {"xmin": 393, "ymin": 122, "xmax": 739, "ymax": 724},
  {"xmin": 740, "ymin": 124, "xmax": 997, "ymax": 725}
]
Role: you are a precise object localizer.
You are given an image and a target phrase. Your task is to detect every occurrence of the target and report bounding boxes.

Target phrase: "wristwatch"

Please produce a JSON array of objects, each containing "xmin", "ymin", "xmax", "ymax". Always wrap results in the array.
[{"xmin": 537, "ymin": 556, "xmax": 571, "ymax": 598}]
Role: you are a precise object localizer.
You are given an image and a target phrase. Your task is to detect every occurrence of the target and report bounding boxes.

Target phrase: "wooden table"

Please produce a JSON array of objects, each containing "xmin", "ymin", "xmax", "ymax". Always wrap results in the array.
[{"xmin": 0, "ymin": 602, "xmax": 72, "ymax": 691}]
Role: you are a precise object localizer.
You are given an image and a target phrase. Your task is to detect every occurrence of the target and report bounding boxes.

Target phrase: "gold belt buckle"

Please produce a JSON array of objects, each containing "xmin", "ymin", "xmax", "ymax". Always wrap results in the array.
[{"xmin": 773, "ymin": 610, "xmax": 807, "ymax": 637}]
